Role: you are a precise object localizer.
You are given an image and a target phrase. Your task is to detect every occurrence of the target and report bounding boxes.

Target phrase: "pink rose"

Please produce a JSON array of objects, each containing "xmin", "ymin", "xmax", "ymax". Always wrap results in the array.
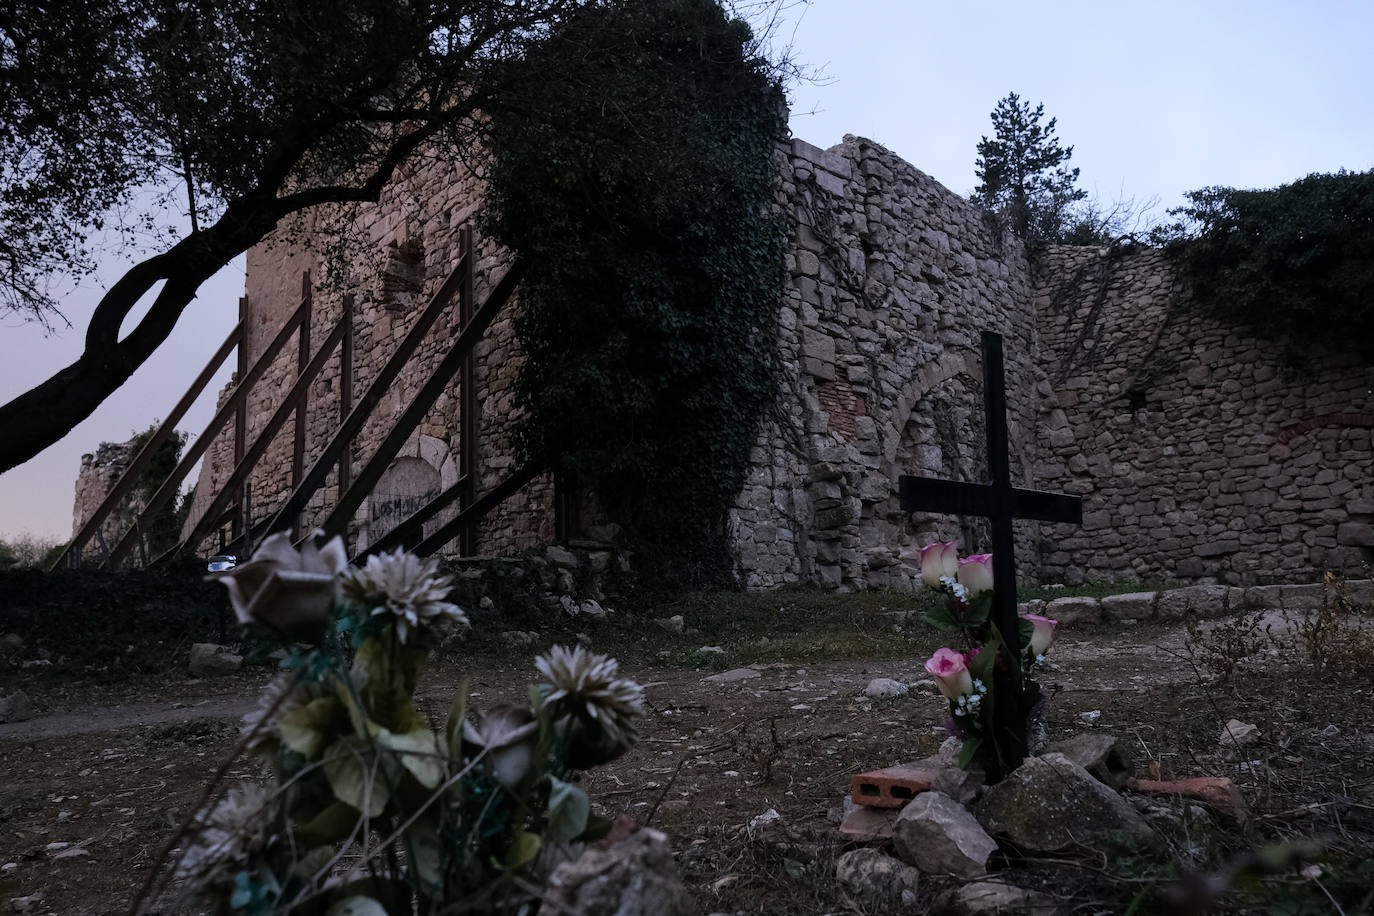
[
  {"xmin": 957, "ymin": 553, "xmax": 994, "ymax": 597},
  {"xmin": 1020, "ymin": 613, "xmax": 1057, "ymax": 656},
  {"xmin": 917, "ymin": 541, "xmax": 959, "ymax": 588},
  {"xmin": 924, "ymin": 647, "xmax": 974, "ymax": 701}
]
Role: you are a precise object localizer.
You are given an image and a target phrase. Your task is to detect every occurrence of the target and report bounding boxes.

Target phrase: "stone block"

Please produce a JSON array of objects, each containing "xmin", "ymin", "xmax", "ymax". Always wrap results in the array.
[
  {"xmin": 1100, "ymin": 591, "xmax": 1156, "ymax": 621},
  {"xmin": 976, "ymin": 753, "xmax": 1157, "ymax": 853},
  {"xmin": 893, "ymin": 791, "xmax": 997, "ymax": 878},
  {"xmin": 834, "ymin": 848, "xmax": 920, "ymax": 904},
  {"xmin": 1244, "ymin": 584, "xmax": 1283, "ymax": 608},
  {"xmin": 1337, "ymin": 522, "xmax": 1374, "ymax": 546},
  {"xmin": 0, "ymin": 690, "xmax": 35, "ymax": 724},
  {"xmin": 187, "ymin": 643, "xmax": 243, "ymax": 677},
  {"xmin": 1156, "ymin": 584, "xmax": 1230, "ymax": 620},
  {"xmin": 839, "ymin": 806, "xmax": 900, "ymax": 841},
  {"xmin": 1045, "ymin": 596, "xmax": 1101, "ymax": 627},
  {"xmin": 1045, "ymin": 733, "xmax": 1133, "ymax": 789}
]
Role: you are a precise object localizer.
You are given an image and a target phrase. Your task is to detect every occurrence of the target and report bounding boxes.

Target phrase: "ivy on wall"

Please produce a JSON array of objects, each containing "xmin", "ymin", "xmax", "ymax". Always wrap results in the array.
[
  {"xmin": 482, "ymin": 0, "xmax": 787, "ymax": 591},
  {"xmin": 1158, "ymin": 170, "xmax": 1374, "ymax": 365}
]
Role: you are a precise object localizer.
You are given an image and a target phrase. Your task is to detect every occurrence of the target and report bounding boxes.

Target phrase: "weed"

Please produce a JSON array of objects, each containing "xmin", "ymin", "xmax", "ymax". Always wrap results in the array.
[{"xmin": 1184, "ymin": 610, "xmax": 1274, "ymax": 684}]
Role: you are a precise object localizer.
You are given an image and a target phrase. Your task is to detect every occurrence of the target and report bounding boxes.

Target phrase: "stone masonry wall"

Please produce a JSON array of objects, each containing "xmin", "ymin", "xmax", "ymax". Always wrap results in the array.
[
  {"xmin": 186, "ymin": 155, "xmax": 552, "ymax": 556},
  {"xmin": 72, "ymin": 439, "xmax": 139, "ymax": 557},
  {"xmin": 729, "ymin": 136, "xmax": 1052, "ymax": 590},
  {"xmin": 1034, "ymin": 245, "xmax": 1374, "ymax": 586},
  {"xmin": 186, "ymin": 132, "xmax": 1052, "ymax": 590}
]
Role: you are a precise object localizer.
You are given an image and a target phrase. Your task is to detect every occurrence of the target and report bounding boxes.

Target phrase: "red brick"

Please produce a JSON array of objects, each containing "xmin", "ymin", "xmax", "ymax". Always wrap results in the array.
[
  {"xmin": 850, "ymin": 762, "xmax": 941, "ymax": 808},
  {"xmin": 1127, "ymin": 776, "xmax": 1249, "ymax": 823}
]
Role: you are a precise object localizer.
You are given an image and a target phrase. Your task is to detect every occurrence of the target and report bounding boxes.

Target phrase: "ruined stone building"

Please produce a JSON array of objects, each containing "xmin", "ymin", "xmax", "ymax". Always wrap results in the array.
[{"xmin": 171, "ymin": 131, "xmax": 1373, "ymax": 589}]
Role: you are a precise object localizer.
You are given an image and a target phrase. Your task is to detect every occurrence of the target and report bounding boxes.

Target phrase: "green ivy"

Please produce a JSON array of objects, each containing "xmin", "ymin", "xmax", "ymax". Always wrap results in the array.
[
  {"xmin": 1157, "ymin": 170, "xmax": 1374, "ymax": 365},
  {"xmin": 483, "ymin": 0, "xmax": 787, "ymax": 592}
]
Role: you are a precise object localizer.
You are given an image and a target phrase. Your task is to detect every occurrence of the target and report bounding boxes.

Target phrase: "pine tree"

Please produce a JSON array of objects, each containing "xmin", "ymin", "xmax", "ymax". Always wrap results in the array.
[{"xmin": 972, "ymin": 92, "xmax": 1086, "ymax": 245}]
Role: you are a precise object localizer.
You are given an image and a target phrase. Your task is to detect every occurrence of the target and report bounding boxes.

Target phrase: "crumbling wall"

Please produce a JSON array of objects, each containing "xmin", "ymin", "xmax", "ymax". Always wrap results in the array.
[
  {"xmin": 186, "ymin": 133, "xmax": 1055, "ymax": 589},
  {"xmin": 729, "ymin": 136, "xmax": 1051, "ymax": 590},
  {"xmin": 71, "ymin": 439, "xmax": 138, "ymax": 560},
  {"xmin": 1035, "ymin": 245, "xmax": 1374, "ymax": 586},
  {"xmin": 187, "ymin": 155, "xmax": 552, "ymax": 556}
]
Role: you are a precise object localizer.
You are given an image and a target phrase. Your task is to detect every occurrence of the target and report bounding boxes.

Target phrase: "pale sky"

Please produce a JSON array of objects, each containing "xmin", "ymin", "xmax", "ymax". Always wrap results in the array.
[{"xmin": 1, "ymin": 0, "xmax": 1371, "ymax": 542}]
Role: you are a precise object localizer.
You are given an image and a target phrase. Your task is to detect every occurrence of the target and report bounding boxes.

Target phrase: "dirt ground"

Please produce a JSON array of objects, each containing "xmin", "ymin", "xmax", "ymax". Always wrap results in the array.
[{"xmin": 2, "ymin": 615, "xmax": 1371, "ymax": 915}]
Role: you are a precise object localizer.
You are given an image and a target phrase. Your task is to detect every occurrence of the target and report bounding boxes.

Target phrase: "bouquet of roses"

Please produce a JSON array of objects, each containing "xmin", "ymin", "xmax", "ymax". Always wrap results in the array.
[{"xmin": 909, "ymin": 542, "xmax": 1056, "ymax": 780}]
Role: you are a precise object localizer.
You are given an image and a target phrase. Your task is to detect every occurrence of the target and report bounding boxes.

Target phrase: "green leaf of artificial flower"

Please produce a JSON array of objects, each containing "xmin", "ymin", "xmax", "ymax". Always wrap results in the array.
[
  {"xmin": 544, "ymin": 776, "xmax": 591, "ymax": 843},
  {"xmin": 377, "ymin": 726, "xmax": 446, "ymax": 790},
  {"xmin": 957, "ymin": 735, "xmax": 984, "ymax": 770},
  {"xmin": 325, "ymin": 740, "xmax": 389, "ymax": 818},
  {"xmin": 292, "ymin": 801, "xmax": 362, "ymax": 848},
  {"xmin": 501, "ymin": 831, "xmax": 542, "ymax": 871},
  {"xmin": 278, "ymin": 696, "xmax": 346, "ymax": 759}
]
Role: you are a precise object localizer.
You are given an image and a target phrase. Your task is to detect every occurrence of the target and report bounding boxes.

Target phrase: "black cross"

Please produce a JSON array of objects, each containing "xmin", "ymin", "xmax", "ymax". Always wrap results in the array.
[{"xmin": 899, "ymin": 331, "xmax": 1083, "ymax": 768}]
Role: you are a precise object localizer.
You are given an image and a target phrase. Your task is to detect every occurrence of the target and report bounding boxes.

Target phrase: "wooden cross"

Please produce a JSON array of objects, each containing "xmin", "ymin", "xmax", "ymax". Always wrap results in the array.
[{"xmin": 899, "ymin": 331, "xmax": 1083, "ymax": 767}]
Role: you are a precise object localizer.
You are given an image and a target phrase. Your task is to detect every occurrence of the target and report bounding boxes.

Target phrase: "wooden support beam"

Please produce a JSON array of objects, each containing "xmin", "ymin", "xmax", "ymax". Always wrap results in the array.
[
  {"xmin": 356, "ymin": 473, "xmax": 470, "ymax": 560},
  {"xmin": 411, "ymin": 464, "xmax": 542, "ymax": 558},
  {"xmin": 168, "ymin": 315, "xmax": 348, "ymax": 562},
  {"xmin": 52, "ymin": 321, "xmax": 243, "ymax": 570},
  {"xmin": 254, "ymin": 250, "xmax": 489, "ymax": 540},
  {"xmin": 98, "ymin": 290, "xmax": 314, "ymax": 567},
  {"xmin": 309, "ymin": 260, "xmax": 525, "ymax": 541}
]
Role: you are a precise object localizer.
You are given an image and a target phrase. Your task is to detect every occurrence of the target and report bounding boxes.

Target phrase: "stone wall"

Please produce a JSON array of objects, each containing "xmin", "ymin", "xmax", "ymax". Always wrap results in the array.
[
  {"xmin": 181, "ymin": 127, "xmax": 1372, "ymax": 593},
  {"xmin": 72, "ymin": 440, "xmax": 139, "ymax": 555},
  {"xmin": 1034, "ymin": 245, "xmax": 1374, "ymax": 586},
  {"xmin": 730, "ymin": 136, "xmax": 1051, "ymax": 590},
  {"xmin": 185, "ymin": 133, "xmax": 1051, "ymax": 590},
  {"xmin": 187, "ymin": 154, "xmax": 554, "ymax": 555}
]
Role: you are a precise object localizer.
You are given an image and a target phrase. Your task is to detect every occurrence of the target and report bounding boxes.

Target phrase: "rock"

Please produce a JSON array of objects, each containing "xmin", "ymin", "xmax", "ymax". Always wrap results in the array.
[
  {"xmin": 186, "ymin": 643, "xmax": 242, "ymax": 677},
  {"xmin": 864, "ymin": 677, "xmax": 908, "ymax": 699},
  {"xmin": 1045, "ymin": 596, "xmax": 1101, "ymax": 626},
  {"xmin": 1128, "ymin": 776, "xmax": 1249, "ymax": 823},
  {"xmin": 498, "ymin": 630, "xmax": 538, "ymax": 648},
  {"xmin": 1100, "ymin": 591, "xmax": 1157, "ymax": 621},
  {"xmin": 539, "ymin": 826, "xmax": 691, "ymax": 916},
  {"xmin": 0, "ymin": 690, "xmax": 35, "ymax": 723},
  {"xmin": 937, "ymin": 736, "xmax": 963, "ymax": 765},
  {"xmin": 1, "ymin": 632, "xmax": 23, "ymax": 656},
  {"xmin": 834, "ymin": 848, "xmax": 920, "ymax": 903},
  {"xmin": 702, "ymin": 666, "xmax": 759, "ymax": 684},
  {"xmin": 577, "ymin": 599, "xmax": 607, "ymax": 619},
  {"xmin": 892, "ymin": 790, "xmax": 997, "ymax": 878},
  {"xmin": 945, "ymin": 880, "xmax": 1060, "ymax": 915},
  {"xmin": 976, "ymin": 753, "xmax": 1157, "ymax": 854},
  {"xmin": 838, "ymin": 805, "xmax": 900, "ymax": 841},
  {"xmin": 654, "ymin": 615, "xmax": 685, "ymax": 634},
  {"xmin": 932, "ymin": 764, "xmax": 986, "ymax": 805},
  {"xmin": 1157, "ymin": 584, "xmax": 1231, "ymax": 620},
  {"xmin": 695, "ymin": 645, "xmax": 726, "ymax": 658},
  {"xmin": 544, "ymin": 546, "xmax": 578, "ymax": 568},
  {"xmin": 1078, "ymin": 709, "xmax": 1101, "ymax": 724},
  {"xmin": 748, "ymin": 808, "xmax": 783, "ymax": 834},
  {"xmin": 1218, "ymin": 719, "xmax": 1260, "ymax": 756},
  {"xmin": 1045, "ymin": 733, "xmax": 1133, "ymax": 789}
]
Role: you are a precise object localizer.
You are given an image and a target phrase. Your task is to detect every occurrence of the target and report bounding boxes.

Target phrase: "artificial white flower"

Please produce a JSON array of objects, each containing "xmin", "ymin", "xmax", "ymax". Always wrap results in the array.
[
  {"xmin": 210, "ymin": 530, "xmax": 346, "ymax": 640},
  {"xmin": 340, "ymin": 549, "xmax": 467, "ymax": 643},
  {"xmin": 175, "ymin": 781, "xmax": 275, "ymax": 891},
  {"xmin": 461, "ymin": 705, "xmax": 539, "ymax": 788},
  {"xmin": 536, "ymin": 645, "xmax": 645, "ymax": 756}
]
